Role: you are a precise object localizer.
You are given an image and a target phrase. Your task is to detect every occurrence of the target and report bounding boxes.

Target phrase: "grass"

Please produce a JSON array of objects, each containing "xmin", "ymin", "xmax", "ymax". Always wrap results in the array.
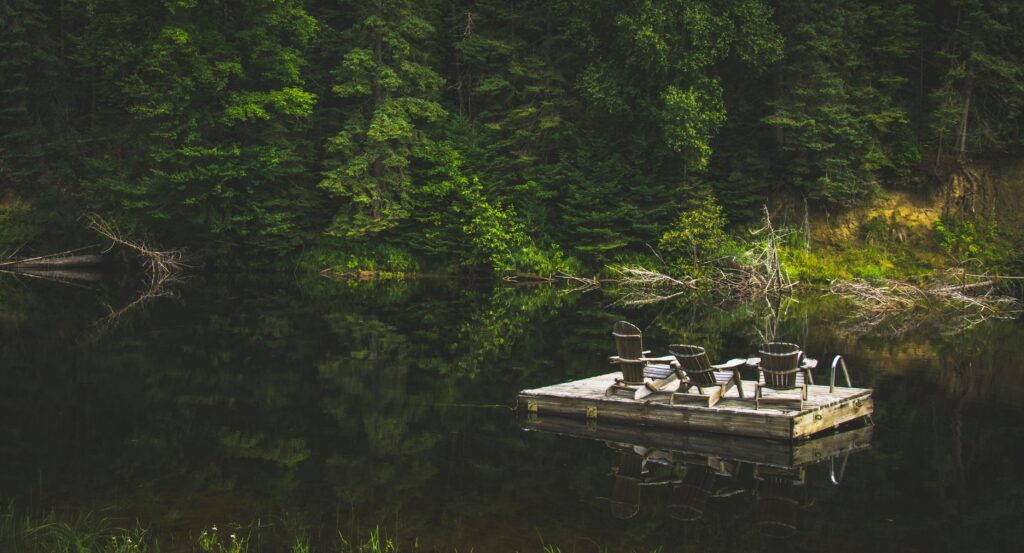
[
  {"xmin": 0, "ymin": 508, "xmax": 667, "ymax": 553},
  {"xmin": 0, "ymin": 503, "xmax": 410, "ymax": 553},
  {"xmin": 0, "ymin": 503, "xmax": 153, "ymax": 552}
]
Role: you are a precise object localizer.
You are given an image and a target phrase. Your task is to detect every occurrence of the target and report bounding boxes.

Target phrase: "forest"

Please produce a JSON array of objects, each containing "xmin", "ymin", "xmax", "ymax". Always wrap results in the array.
[{"xmin": 2, "ymin": 0, "xmax": 1024, "ymax": 277}]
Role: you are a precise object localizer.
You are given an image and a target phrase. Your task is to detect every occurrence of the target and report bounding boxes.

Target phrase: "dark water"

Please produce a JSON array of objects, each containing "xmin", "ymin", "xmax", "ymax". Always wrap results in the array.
[{"xmin": 1, "ymin": 274, "xmax": 1023, "ymax": 552}]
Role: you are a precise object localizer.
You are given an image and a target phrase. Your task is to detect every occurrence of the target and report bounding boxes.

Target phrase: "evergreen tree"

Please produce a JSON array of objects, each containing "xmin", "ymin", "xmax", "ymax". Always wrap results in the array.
[
  {"xmin": 0, "ymin": 0, "xmax": 65, "ymax": 194},
  {"xmin": 765, "ymin": 0, "xmax": 922, "ymax": 203},
  {"xmin": 445, "ymin": 1, "xmax": 577, "ymax": 240},
  {"xmin": 318, "ymin": 0, "xmax": 446, "ymax": 237},
  {"xmin": 560, "ymin": 0, "xmax": 782, "ymax": 259},
  {"xmin": 81, "ymin": 0, "xmax": 319, "ymax": 254},
  {"xmin": 929, "ymin": 0, "xmax": 1024, "ymax": 161}
]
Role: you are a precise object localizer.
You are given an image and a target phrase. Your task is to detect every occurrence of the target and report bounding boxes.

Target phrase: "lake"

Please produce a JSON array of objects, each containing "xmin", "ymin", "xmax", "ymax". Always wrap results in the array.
[{"xmin": 1, "ymin": 274, "xmax": 1022, "ymax": 552}]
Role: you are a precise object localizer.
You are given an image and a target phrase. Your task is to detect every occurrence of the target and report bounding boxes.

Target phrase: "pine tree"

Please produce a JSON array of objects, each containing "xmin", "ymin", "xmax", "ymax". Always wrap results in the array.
[
  {"xmin": 81, "ymin": 0, "xmax": 319, "ymax": 254},
  {"xmin": 765, "ymin": 0, "xmax": 922, "ymax": 203},
  {"xmin": 929, "ymin": 0, "xmax": 1024, "ymax": 161},
  {"xmin": 445, "ymin": 1, "xmax": 577, "ymax": 240},
  {"xmin": 0, "ymin": 0, "xmax": 63, "ymax": 192},
  {"xmin": 318, "ymin": 0, "xmax": 446, "ymax": 237},
  {"xmin": 559, "ymin": 0, "xmax": 782, "ymax": 259}
]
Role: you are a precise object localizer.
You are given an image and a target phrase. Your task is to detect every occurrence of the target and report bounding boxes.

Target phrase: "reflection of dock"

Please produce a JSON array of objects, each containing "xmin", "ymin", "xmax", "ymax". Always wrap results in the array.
[
  {"xmin": 523, "ymin": 416, "xmax": 873, "ymax": 469},
  {"xmin": 519, "ymin": 372, "xmax": 873, "ymax": 440},
  {"xmin": 524, "ymin": 417, "xmax": 868, "ymax": 469},
  {"xmin": 524, "ymin": 415, "xmax": 873, "ymax": 536}
]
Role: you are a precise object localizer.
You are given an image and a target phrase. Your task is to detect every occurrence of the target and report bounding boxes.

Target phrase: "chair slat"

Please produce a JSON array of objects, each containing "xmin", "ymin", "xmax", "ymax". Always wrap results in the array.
[
  {"xmin": 669, "ymin": 344, "xmax": 718, "ymax": 387},
  {"xmin": 612, "ymin": 321, "xmax": 647, "ymax": 384}
]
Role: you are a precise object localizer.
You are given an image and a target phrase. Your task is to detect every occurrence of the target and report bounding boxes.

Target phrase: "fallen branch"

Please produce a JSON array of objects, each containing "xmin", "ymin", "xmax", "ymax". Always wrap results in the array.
[
  {"xmin": 554, "ymin": 273, "xmax": 602, "ymax": 294},
  {"xmin": 87, "ymin": 214, "xmax": 185, "ymax": 284},
  {"xmin": 0, "ymin": 245, "xmax": 102, "ymax": 268},
  {"xmin": 829, "ymin": 272, "xmax": 1021, "ymax": 335}
]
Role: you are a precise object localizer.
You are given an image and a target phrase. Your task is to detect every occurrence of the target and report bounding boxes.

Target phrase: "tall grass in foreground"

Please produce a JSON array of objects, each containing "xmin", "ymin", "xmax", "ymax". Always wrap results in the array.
[
  {"xmin": 0, "ymin": 502, "xmax": 151, "ymax": 552},
  {"xmin": 1, "ymin": 504, "xmax": 662, "ymax": 553}
]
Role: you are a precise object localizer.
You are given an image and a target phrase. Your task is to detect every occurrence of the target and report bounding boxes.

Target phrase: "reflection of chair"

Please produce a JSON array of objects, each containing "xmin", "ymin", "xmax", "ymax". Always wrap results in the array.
[
  {"xmin": 609, "ymin": 450, "xmax": 645, "ymax": 519},
  {"xmin": 610, "ymin": 321, "xmax": 676, "ymax": 383},
  {"xmin": 669, "ymin": 345, "xmax": 745, "ymax": 407},
  {"xmin": 607, "ymin": 445, "xmax": 675, "ymax": 519},
  {"xmin": 666, "ymin": 458, "xmax": 745, "ymax": 521},
  {"xmin": 755, "ymin": 342, "xmax": 812, "ymax": 410},
  {"xmin": 753, "ymin": 465, "xmax": 813, "ymax": 538},
  {"xmin": 666, "ymin": 465, "xmax": 717, "ymax": 521}
]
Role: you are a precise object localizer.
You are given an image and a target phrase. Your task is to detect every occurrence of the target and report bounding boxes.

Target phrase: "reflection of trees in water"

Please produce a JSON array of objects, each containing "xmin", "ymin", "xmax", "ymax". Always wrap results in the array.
[
  {"xmin": 1, "ymin": 278, "xmax": 1022, "ymax": 550},
  {"xmin": 582, "ymin": 294, "xmax": 1024, "ymax": 551},
  {"xmin": 1, "ymin": 276, "xmax": 586, "ymax": 544},
  {"xmin": 316, "ymin": 313, "xmax": 440, "ymax": 509}
]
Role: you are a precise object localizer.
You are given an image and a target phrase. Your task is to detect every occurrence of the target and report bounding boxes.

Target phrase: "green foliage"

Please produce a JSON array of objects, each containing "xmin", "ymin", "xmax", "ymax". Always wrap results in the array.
[
  {"xmin": 558, "ymin": 0, "xmax": 782, "ymax": 260},
  {"xmin": 198, "ymin": 526, "xmax": 246, "ymax": 553},
  {"xmin": 319, "ymin": 0, "xmax": 446, "ymax": 237},
  {"xmin": 80, "ymin": 0, "xmax": 320, "ymax": 255},
  {"xmin": 765, "ymin": 0, "xmax": 922, "ymax": 203},
  {"xmin": 5, "ymin": 0, "xmax": 1024, "ymax": 275},
  {"xmin": 0, "ymin": 196, "xmax": 39, "ymax": 254},
  {"xmin": 0, "ymin": 504, "xmax": 152, "ymax": 553},
  {"xmin": 933, "ymin": 212, "xmax": 1010, "ymax": 266},
  {"xmin": 299, "ymin": 243, "xmax": 419, "ymax": 276},
  {"xmin": 412, "ymin": 145, "xmax": 571, "ymax": 274},
  {"xmin": 929, "ymin": 0, "xmax": 1024, "ymax": 158},
  {"xmin": 658, "ymin": 193, "xmax": 729, "ymax": 263},
  {"xmin": 0, "ymin": 0, "xmax": 69, "ymax": 191}
]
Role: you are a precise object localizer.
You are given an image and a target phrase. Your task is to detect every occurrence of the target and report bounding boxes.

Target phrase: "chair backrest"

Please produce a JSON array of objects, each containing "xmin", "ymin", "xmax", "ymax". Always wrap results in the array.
[
  {"xmin": 669, "ymin": 344, "xmax": 717, "ymax": 387},
  {"xmin": 759, "ymin": 342, "xmax": 802, "ymax": 389},
  {"xmin": 613, "ymin": 321, "xmax": 645, "ymax": 361}
]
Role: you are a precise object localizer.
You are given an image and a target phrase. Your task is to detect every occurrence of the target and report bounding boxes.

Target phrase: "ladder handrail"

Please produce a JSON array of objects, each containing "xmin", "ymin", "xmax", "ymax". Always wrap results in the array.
[{"xmin": 830, "ymin": 355, "xmax": 852, "ymax": 392}]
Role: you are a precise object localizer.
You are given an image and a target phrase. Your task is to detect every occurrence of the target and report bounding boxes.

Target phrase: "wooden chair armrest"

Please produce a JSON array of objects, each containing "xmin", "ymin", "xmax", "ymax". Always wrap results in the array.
[
  {"xmin": 801, "ymin": 357, "xmax": 818, "ymax": 370},
  {"xmin": 610, "ymin": 355, "xmax": 675, "ymax": 364},
  {"xmin": 745, "ymin": 357, "xmax": 761, "ymax": 367},
  {"xmin": 711, "ymin": 358, "xmax": 748, "ymax": 370}
]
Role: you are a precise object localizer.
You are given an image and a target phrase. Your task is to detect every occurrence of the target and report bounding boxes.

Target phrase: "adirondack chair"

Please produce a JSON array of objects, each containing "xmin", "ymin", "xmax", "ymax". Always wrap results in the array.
[
  {"xmin": 753, "ymin": 342, "xmax": 813, "ymax": 410},
  {"xmin": 608, "ymin": 321, "xmax": 679, "ymax": 398},
  {"xmin": 668, "ymin": 344, "xmax": 745, "ymax": 407}
]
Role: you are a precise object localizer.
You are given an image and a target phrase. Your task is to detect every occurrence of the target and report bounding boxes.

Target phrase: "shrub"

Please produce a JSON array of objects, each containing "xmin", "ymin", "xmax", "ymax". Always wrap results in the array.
[{"xmin": 658, "ymin": 193, "xmax": 728, "ymax": 264}]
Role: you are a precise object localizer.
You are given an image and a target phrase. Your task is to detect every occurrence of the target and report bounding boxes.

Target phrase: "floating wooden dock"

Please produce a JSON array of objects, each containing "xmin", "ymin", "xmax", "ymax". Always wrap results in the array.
[{"xmin": 518, "ymin": 372, "xmax": 873, "ymax": 440}]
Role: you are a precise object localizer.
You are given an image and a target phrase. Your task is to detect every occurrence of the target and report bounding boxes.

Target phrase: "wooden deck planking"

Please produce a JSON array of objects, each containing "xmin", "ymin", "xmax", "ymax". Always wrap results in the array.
[{"xmin": 519, "ymin": 372, "xmax": 873, "ymax": 440}]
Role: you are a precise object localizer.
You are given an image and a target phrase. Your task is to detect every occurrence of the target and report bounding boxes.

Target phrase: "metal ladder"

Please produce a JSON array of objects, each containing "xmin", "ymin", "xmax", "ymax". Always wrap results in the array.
[
  {"xmin": 829, "ymin": 355, "xmax": 853, "ymax": 392},
  {"xmin": 826, "ymin": 354, "xmax": 874, "ymax": 485}
]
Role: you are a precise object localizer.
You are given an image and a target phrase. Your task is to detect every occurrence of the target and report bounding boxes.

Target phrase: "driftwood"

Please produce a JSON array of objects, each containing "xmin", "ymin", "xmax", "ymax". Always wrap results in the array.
[
  {"xmin": 3, "ymin": 267, "xmax": 105, "ymax": 282},
  {"xmin": 829, "ymin": 270, "xmax": 1021, "ymax": 335},
  {"xmin": 87, "ymin": 214, "xmax": 184, "ymax": 283},
  {"xmin": 0, "ymin": 244, "xmax": 105, "ymax": 270},
  {"xmin": 559, "ymin": 206, "xmax": 795, "ymax": 306},
  {"xmin": 1, "ymin": 215, "xmax": 186, "ymax": 334},
  {"xmin": 2, "ymin": 254, "xmax": 105, "ymax": 269}
]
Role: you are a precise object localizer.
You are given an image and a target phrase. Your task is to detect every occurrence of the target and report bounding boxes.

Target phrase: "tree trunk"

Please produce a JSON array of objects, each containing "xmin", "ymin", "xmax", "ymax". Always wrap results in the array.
[
  {"xmin": 956, "ymin": 77, "xmax": 972, "ymax": 160},
  {"xmin": 371, "ymin": 25, "xmax": 385, "ymax": 221}
]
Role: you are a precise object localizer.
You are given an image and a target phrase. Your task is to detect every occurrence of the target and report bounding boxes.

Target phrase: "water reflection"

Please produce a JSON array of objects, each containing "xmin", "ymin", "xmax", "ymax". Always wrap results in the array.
[
  {"xmin": 0, "ymin": 274, "xmax": 1022, "ymax": 551},
  {"xmin": 524, "ymin": 415, "xmax": 873, "ymax": 540}
]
